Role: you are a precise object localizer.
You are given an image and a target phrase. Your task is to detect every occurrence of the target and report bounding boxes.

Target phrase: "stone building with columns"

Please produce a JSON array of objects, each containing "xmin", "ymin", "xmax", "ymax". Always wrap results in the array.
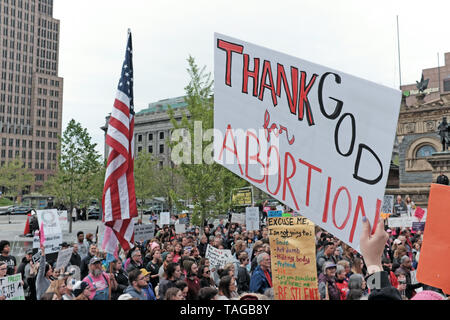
[{"xmin": 385, "ymin": 53, "xmax": 450, "ymax": 207}]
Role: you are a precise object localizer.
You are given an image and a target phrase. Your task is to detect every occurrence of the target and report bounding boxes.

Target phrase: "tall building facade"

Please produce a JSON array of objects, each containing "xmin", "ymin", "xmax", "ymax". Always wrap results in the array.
[{"xmin": 0, "ymin": 0, "xmax": 63, "ymax": 192}]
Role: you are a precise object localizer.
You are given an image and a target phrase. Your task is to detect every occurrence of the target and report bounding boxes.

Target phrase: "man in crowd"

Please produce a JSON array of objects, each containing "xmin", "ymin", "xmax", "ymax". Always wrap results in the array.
[
  {"xmin": 249, "ymin": 252, "xmax": 272, "ymax": 294},
  {"xmin": 70, "ymin": 243, "xmax": 82, "ymax": 267},
  {"xmin": 0, "ymin": 240, "xmax": 17, "ymax": 275},
  {"xmin": 316, "ymin": 241, "xmax": 336, "ymax": 274},
  {"xmin": 393, "ymin": 195, "xmax": 407, "ymax": 217},
  {"xmin": 126, "ymin": 248, "xmax": 144, "ymax": 273},
  {"xmin": 82, "ymin": 256, "xmax": 117, "ymax": 300},
  {"xmin": 76, "ymin": 231, "xmax": 88, "ymax": 260},
  {"xmin": 124, "ymin": 269, "xmax": 148, "ymax": 300},
  {"xmin": 80, "ymin": 244, "xmax": 99, "ymax": 279}
]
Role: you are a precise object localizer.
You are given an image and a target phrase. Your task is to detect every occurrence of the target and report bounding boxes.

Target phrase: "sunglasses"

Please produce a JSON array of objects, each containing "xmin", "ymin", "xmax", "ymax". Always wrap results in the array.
[{"xmin": 204, "ymin": 270, "xmax": 210, "ymax": 273}]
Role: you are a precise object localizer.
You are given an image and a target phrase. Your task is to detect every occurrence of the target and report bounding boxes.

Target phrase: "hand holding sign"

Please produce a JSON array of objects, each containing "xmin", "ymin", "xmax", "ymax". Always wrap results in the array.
[{"xmin": 359, "ymin": 216, "xmax": 388, "ymax": 271}]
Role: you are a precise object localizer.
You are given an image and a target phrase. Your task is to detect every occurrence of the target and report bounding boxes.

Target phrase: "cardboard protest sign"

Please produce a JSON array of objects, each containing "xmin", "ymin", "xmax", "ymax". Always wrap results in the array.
[
  {"xmin": 214, "ymin": 33, "xmax": 401, "ymax": 252},
  {"xmin": 417, "ymin": 184, "xmax": 450, "ymax": 294},
  {"xmin": 268, "ymin": 216, "xmax": 319, "ymax": 300},
  {"xmin": 232, "ymin": 188, "xmax": 253, "ymax": 206},
  {"xmin": 160, "ymin": 212, "xmax": 170, "ymax": 225},
  {"xmin": 205, "ymin": 244, "xmax": 233, "ymax": 269},
  {"xmin": 134, "ymin": 224, "xmax": 155, "ymax": 242},
  {"xmin": 246, "ymin": 207, "xmax": 260, "ymax": 231},
  {"xmin": 0, "ymin": 274, "xmax": 25, "ymax": 300},
  {"xmin": 175, "ymin": 223, "xmax": 186, "ymax": 234},
  {"xmin": 178, "ymin": 212, "xmax": 189, "ymax": 225},
  {"xmin": 231, "ymin": 213, "xmax": 246, "ymax": 225},
  {"xmin": 55, "ymin": 247, "xmax": 74, "ymax": 270}
]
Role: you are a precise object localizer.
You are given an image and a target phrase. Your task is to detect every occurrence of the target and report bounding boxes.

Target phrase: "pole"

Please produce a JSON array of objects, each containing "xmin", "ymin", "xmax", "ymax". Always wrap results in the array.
[{"xmin": 396, "ymin": 15, "xmax": 402, "ymax": 89}]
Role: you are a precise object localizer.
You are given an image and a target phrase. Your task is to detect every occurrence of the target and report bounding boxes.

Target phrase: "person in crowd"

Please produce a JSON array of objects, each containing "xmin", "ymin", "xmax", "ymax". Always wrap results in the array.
[
  {"xmin": 197, "ymin": 235, "xmax": 209, "ymax": 257},
  {"xmin": 112, "ymin": 257, "xmax": 129, "ymax": 300},
  {"xmin": 250, "ymin": 244, "xmax": 264, "ymax": 273},
  {"xmin": 62, "ymin": 277, "xmax": 77, "ymax": 300},
  {"xmin": 146, "ymin": 247, "xmax": 162, "ymax": 290},
  {"xmin": 175, "ymin": 280, "xmax": 189, "ymax": 299},
  {"xmin": 36, "ymin": 244, "xmax": 53, "ymax": 300},
  {"xmin": 126, "ymin": 248, "xmax": 144, "ymax": 273},
  {"xmin": 236, "ymin": 251, "xmax": 251, "ymax": 294},
  {"xmin": 76, "ymin": 231, "xmax": 88, "ymax": 260},
  {"xmin": 396, "ymin": 255, "xmax": 423, "ymax": 299},
  {"xmin": 80, "ymin": 244, "xmax": 98, "ymax": 279},
  {"xmin": 346, "ymin": 274, "xmax": 367, "ymax": 300},
  {"xmin": 82, "ymin": 256, "xmax": 117, "ymax": 300},
  {"xmin": 70, "ymin": 243, "xmax": 82, "ymax": 267},
  {"xmin": 350, "ymin": 257, "xmax": 365, "ymax": 276},
  {"xmin": 172, "ymin": 243, "xmax": 183, "ymax": 263},
  {"xmin": 395, "ymin": 269, "xmax": 408, "ymax": 300},
  {"xmin": 382, "ymin": 257, "xmax": 398, "ymax": 288},
  {"xmin": 158, "ymin": 262, "xmax": 181, "ymax": 300},
  {"xmin": 184, "ymin": 260, "xmax": 201, "ymax": 300},
  {"xmin": 198, "ymin": 287, "xmax": 218, "ymax": 300},
  {"xmin": 140, "ymin": 268, "xmax": 156, "ymax": 300},
  {"xmin": 393, "ymin": 245, "xmax": 408, "ymax": 266},
  {"xmin": 158, "ymin": 251, "xmax": 174, "ymax": 281},
  {"xmin": 217, "ymin": 275, "xmax": 239, "ymax": 300},
  {"xmin": 198, "ymin": 264, "xmax": 215, "ymax": 288},
  {"xmin": 123, "ymin": 269, "xmax": 148, "ymax": 300},
  {"xmin": 318, "ymin": 262, "xmax": 340, "ymax": 300},
  {"xmin": 165, "ymin": 287, "xmax": 184, "ymax": 300},
  {"xmin": 404, "ymin": 195, "xmax": 415, "ymax": 217},
  {"xmin": 335, "ymin": 265, "xmax": 349, "ymax": 300},
  {"xmin": 73, "ymin": 281, "xmax": 91, "ymax": 300},
  {"xmin": 85, "ymin": 233, "xmax": 95, "ymax": 246},
  {"xmin": 0, "ymin": 240, "xmax": 17, "ymax": 275},
  {"xmin": 24, "ymin": 256, "xmax": 39, "ymax": 300},
  {"xmin": 249, "ymin": 252, "xmax": 272, "ymax": 294},
  {"xmin": 316, "ymin": 241, "xmax": 336, "ymax": 274},
  {"xmin": 0, "ymin": 261, "xmax": 7, "ymax": 300},
  {"xmin": 337, "ymin": 260, "xmax": 352, "ymax": 280},
  {"xmin": 45, "ymin": 279, "xmax": 66, "ymax": 300}
]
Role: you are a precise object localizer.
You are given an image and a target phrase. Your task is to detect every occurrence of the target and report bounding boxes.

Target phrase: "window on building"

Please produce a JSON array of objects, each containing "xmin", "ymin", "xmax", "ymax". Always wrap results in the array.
[
  {"xmin": 148, "ymin": 145, "xmax": 153, "ymax": 153},
  {"xmin": 416, "ymin": 145, "xmax": 436, "ymax": 158},
  {"xmin": 159, "ymin": 144, "xmax": 164, "ymax": 154},
  {"xmin": 148, "ymin": 133, "xmax": 153, "ymax": 141},
  {"xmin": 137, "ymin": 146, "xmax": 142, "ymax": 153},
  {"xmin": 159, "ymin": 131, "xmax": 164, "ymax": 140},
  {"xmin": 137, "ymin": 134, "xmax": 142, "ymax": 142},
  {"xmin": 444, "ymin": 78, "xmax": 450, "ymax": 92}
]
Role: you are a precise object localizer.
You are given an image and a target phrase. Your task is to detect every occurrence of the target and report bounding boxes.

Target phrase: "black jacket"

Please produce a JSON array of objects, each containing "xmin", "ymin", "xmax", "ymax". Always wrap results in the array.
[
  {"xmin": 112, "ymin": 269, "xmax": 129, "ymax": 300},
  {"xmin": 80, "ymin": 253, "xmax": 94, "ymax": 280},
  {"xmin": 236, "ymin": 265, "xmax": 250, "ymax": 294},
  {"xmin": 70, "ymin": 252, "xmax": 81, "ymax": 267}
]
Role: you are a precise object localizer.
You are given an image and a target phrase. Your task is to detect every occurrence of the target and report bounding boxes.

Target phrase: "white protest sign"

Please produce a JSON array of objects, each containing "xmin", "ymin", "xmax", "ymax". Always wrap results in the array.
[
  {"xmin": 36, "ymin": 209, "xmax": 63, "ymax": 254},
  {"xmin": 37, "ymin": 209, "xmax": 62, "ymax": 235},
  {"xmin": 388, "ymin": 216, "xmax": 414, "ymax": 228},
  {"xmin": 57, "ymin": 210, "xmax": 69, "ymax": 232},
  {"xmin": 32, "ymin": 250, "xmax": 41, "ymax": 264},
  {"xmin": 55, "ymin": 247, "xmax": 74, "ymax": 270},
  {"xmin": 134, "ymin": 224, "xmax": 155, "ymax": 242},
  {"xmin": 0, "ymin": 274, "xmax": 25, "ymax": 300},
  {"xmin": 205, "ymin": 244, "xmax": 233, "ymax": 269},
  {"xmin": 231, "ymin": 213, "xmax": 246, "ymax": 225},
  {"xmin": 246, "ymin": 207, "xmax": 260, "ymax": 231},
  {"xmin": 160, "ymin": 212, "xmax": 170, "ymax": 225},
  {"xmin": 175, "ymin": 223, "xmax": 186, "ymax": 234},
  {"xmin": 381, "ymin": 195, "xmax": 394, "ymax": 214},
  {"xmin": 214, "ymin": 33, "xmax": 401, "ymax": 252}
]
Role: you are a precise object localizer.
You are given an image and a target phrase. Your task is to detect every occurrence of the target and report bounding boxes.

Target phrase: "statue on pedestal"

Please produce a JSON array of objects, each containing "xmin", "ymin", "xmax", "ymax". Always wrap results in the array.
[{"xmin": 437, "ymin": 116, "xmax": 449, "ymax": 152}]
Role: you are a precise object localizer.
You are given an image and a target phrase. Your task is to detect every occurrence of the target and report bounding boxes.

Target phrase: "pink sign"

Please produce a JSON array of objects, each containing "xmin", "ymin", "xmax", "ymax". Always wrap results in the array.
[
  {"xmin": 414, "ymin": 207, "xmax": 425, "ymax": 221},
  {"xmin": 263, "ymin": 206, "xmax": 271, "ymax": 213}
]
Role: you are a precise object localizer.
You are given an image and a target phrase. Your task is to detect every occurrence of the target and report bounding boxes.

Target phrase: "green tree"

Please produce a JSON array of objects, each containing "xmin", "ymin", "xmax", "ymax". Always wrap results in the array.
[
  {"xmin": 43, "ymin": 119, "xmax": 102, "ymax": 232},
  {"xmin": 0, "ymin": 159, "xmax": 34, "ymax": 203},
  {"xmin": 169, "ymin": 56, "xmax": 248, "ymax": 228}
]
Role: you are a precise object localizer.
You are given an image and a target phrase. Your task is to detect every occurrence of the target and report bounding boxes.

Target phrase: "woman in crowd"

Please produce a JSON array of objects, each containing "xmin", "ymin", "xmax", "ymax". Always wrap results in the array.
[
  {"xmin": 45, "ymin": 279, "xmax": 66, "ymax": 300},
  {"xmin": 198, "ymin": 265, "xmax": 215, "ymax": 288},
  {"xmin": 165, "ymin": 287, "xmax": 184, "ymax": 300},
  {"xmin": 236, "ymin": 251, "xmax": 250, "ymax": 294},
  {"xmin": 217, "ymin": 275, "xmax": 239, "ymax": 300},
  {"xmin": 346, "ymin": 274, "xmax": 367, "ymax": 300},
  {"xmin": 146, "ymin": 248, "xmax": 162, "ymax": 290}
]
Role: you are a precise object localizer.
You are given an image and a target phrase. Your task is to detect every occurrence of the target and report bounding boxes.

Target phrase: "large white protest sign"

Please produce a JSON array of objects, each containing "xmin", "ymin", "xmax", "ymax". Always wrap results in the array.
[
  {"xmin": 134, "ymin": 224, "xmax": 155, "ymax": 242},
  {"xmin": 231, "ymin": 213, "xmax": 246, "ymax": 225},
  {"xmin": 160, "ymin": 212, "xmax": 170, "ymax": 225},
  {"xmin": 388, "ymin": 216, "xmax": 414, "ymax": 228},
  {"xmin": 205, "ymin": 244, "xmax": 233, "ymax": 269},
  {"xmin": 214, "ymin": 33, "xmax": 401, "ymax": 252},
  {"xmin": 175, "ymin": 223, "xmax": 186, "ymax": 234},
  {"xmin": 55, "ymin": 247, "xmax": 74, "ymax": 270},
  {"xmin": 0, "ymin": 274, "xmax": 25, "ymax": 300},
  {"xmin": 246, "ymin": 207, "xmax": 260, "ymax": 231},
  {"xmin": 36, "ymin": 209, "xmax": 62, "ymax": 254}
]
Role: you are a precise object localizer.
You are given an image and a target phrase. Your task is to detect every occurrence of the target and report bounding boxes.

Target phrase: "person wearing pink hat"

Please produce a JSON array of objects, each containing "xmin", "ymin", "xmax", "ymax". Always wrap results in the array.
[{"xmin": 411, "ymin": 290, "xmax": 445, "ymax": 300}]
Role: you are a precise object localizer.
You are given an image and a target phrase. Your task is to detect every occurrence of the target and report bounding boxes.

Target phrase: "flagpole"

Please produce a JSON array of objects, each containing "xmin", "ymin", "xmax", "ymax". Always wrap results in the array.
[{"xmin": 396, "ymin": 15, "xmax": 402, "ymax": 89}]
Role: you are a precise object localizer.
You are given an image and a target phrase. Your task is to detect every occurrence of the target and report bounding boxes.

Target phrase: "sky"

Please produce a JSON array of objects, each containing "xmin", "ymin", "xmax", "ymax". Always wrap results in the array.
[{"xmin": 53, "ymin": 0, "xmax": 450, "ymax": 157}]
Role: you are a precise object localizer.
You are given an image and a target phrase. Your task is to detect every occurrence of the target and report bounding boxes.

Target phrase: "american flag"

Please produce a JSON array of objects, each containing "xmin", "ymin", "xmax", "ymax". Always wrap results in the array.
[{"xmin": 102, "ymin": 30, "xmax": 137, "ymax": 253}]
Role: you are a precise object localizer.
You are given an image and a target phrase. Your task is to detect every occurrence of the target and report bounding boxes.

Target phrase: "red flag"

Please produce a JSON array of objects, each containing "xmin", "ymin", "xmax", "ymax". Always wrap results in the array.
[{"xmin": 102, "ymin": 30, "xmax": 137, "ymax": 252}]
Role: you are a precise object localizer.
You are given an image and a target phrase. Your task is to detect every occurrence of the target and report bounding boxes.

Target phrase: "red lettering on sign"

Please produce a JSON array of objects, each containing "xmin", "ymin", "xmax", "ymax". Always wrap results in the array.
[
  {"xmin": 332, "ymin": 187, "xmax": 352, "ymax": 230},
  {"xmin": 218, "ymin": 124, "xmax": 243, "ymax": 175},
  {"xmin": 283, "ymin": 152, "xmax": 300, "ymax": 210},
  {"xmin": 258, "ymin": 60, "xmax": 278, "ymax": 106},
  {"xmin": 242, "ymin": 54, "xmax": 260, "ymax": 97},
  {"xmin": 266, "ymin": 145, "xmax": 281, "ymax": 196},
  {"xmin": 217, "ymin": 39, "xmax": 244, "ymax": 87},
  {"xmin": 245, "ymin": 131, "xmax": 265, "ymax": 184},
  {"xmin": 298, "ymin": 158, "xmax": 322, "ymax": 207}
]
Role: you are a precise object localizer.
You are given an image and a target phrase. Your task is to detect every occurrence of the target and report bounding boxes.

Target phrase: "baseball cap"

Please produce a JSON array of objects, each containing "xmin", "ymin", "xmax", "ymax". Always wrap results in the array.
[
  {"xmin": 26, "ymin": 249, "xmax": 33, "ymax": 255},
  {"xmin": 89, "ymin": 256, "xmax": 103, "ymax": 265},
  {"xmin": 323, "ymin": 261, "xmax": 337, "ymax": 272},
  {"xmin": 140, "ymin": 268, "xmax": 150, "ymax": 277}
]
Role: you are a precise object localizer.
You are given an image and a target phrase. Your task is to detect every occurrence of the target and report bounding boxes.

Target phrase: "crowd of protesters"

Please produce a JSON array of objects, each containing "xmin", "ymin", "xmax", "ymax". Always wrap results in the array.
[{"xmin": 0, "ymin": 195, "xmax": 448, "ymax": 300}]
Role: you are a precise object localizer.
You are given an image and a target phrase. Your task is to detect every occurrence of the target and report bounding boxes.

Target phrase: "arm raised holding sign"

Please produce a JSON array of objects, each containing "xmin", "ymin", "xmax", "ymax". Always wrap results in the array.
[{"xmin": 360, "ymin": 217, "xmax": 402, "ymax": 300}]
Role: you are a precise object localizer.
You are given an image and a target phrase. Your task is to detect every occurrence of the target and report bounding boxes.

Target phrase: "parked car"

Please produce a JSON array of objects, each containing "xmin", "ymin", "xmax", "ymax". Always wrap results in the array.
[
  {"xmin": 0, "ymin": 206, "xmax": 14, "ymax": 215},
  {"xmin": 6, "ymin": 206, "xmax": 33, "ymax": 215},
  {"xmin": 88, "ymin": 207, "xmax": 101, "ymax": 220}
]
